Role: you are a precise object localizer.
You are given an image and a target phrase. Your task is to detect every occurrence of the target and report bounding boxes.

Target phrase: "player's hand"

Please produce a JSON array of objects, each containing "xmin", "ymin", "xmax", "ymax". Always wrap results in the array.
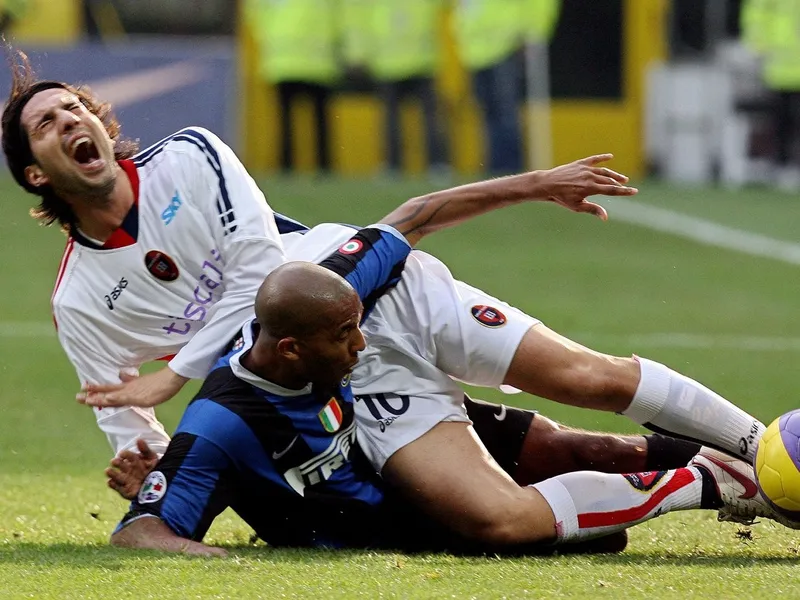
[
  {"xmin": 76, "ymin": 367, "xmax": 189, "ymax": 408},
  {"xmin": 106, "ymin": 439, "xmax": 159, "ymax": 500},
  {"xmin": 535, "ymin": 154, "xmax": 638, "ymax": 221}
]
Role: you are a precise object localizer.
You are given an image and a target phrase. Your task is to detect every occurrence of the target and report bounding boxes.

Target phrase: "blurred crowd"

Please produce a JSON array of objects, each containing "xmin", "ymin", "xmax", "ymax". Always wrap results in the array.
[
  {"xmin": 242, "ymin": 0, "xmax": 561, "ymax": 177},
  {"xmin": 657, "ymin": 0, "xmax": 800, "ymax": 188},
  {"xmin": 7, "ymin": 1, "xmax": 800, "ymax": 185},
  {"xmin": 738, "ymin": 0, "xmax": 800, "ymax": 188}
]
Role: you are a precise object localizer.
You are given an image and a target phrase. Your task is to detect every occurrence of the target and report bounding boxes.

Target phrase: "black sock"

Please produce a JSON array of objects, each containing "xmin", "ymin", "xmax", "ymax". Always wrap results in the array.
[
  {"xmin": 644, "ymin": 434, "xmax": 702, "ymax": 470},
  {"xmin": 694, "ymin": 465, "xmax": 724, "ymax": 509}
]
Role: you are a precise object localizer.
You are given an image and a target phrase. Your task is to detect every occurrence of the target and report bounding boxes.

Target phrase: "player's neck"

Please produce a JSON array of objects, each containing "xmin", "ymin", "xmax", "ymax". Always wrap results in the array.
[
  {"xmin": 241, "ymin": 345, "xmax": 310, "ymax": 391},
  {"xmin": 70, "ymin": 164, "xmax": 134, "ymax": 242}
]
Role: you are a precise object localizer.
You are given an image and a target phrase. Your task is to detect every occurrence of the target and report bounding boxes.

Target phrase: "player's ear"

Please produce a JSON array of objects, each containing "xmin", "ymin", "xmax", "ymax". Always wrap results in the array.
[
  {"xmin": 24, "ymin": 164, "xmax": 50, "ymax": 188},
  {"xmin": 276, "ymin": 337, "xmax": 302, "ymax": 361}
]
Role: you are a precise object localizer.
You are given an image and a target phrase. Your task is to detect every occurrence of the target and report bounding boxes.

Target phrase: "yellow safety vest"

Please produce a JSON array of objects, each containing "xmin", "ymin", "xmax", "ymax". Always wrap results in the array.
[
  {"xmin": 454, "ymin": 0, "xmax": 560, "ymax": 70},
  {"xmin": 367, "ymin": 0, "xmax": 445, "ymax": 81},
  {"xmin": 245, "ymin": 0, "xmax": 341, "ymax": 85},
  {"xmin": 454, "ymin": 0, "xmax": 524, "ymax": 70},
  {"xmin": 741, "ymin": 0, "xmax": 800, "ymax": 90},
  {"xmin": 522, "ymin": 0, "xmax": 560, "ymax": 44},
  {"xmin": 340, "ymin": 0, "xmax": 372, "ymax": 68}
]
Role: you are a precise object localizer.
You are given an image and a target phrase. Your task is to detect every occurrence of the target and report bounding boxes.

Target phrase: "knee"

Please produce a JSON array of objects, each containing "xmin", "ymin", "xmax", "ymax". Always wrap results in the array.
[{"xmin": 522, "ymin": 417, "xmax": 588, "ymax": 477}]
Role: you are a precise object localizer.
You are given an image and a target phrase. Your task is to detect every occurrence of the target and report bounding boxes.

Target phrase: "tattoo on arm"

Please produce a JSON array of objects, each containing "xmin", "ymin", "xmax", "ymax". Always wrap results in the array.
[{"xmin": 385, "ymin": 197, "xmax": 452, "ymax": 236}]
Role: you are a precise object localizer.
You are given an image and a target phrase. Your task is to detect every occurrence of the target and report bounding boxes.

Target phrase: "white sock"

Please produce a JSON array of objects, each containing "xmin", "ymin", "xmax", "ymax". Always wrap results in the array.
[
  {"xmin": 623, "ymin": 357, "xmax": 764, "ymax": 463},
  {"xmin": 533, "ymin": 467, "xmax": 704, "ymax": 542}
]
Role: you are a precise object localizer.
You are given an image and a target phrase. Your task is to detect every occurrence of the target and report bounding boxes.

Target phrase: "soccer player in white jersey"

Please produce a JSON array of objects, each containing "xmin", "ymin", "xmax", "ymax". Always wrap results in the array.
[
  {"xmin": 2, "ymin": 71, "xmax": 285, "ymax": 456},
  {"xmin": 5, "ymin": 53, "xmax": 795, "ymax": 547}
]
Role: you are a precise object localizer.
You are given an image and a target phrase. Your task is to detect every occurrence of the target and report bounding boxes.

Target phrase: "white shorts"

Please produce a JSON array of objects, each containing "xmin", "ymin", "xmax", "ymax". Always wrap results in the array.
[{"xmin": 284, "ymin": 224, "xmax": 539, "ymax": 471}]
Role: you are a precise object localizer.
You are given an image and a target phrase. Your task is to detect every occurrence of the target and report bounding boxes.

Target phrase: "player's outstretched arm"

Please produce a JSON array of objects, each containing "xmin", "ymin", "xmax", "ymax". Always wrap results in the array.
[
  {"xmin": 379, "ymin": 154, "xmax": 637, "ymax": 245},
  {"xmin": 77, "ymin": 365, "xmax": 187, "ymax": 409},
  {"xmin": 111, "ymin": 516, "xmax": 227, "ymax": 557}
]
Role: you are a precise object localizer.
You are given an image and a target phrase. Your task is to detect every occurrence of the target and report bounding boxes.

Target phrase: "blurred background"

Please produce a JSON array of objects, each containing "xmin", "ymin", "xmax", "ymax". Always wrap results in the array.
[
  {"xmin": 2, "ymin": 0, "xmax": 794, "ymax": 188},
  {"xmin": 7, "ymin": 3, "xmax": 800, "ymax": 572},
  {"xmin": 2, "ymin": 0, "xmax": 800, "ymax": 441}
]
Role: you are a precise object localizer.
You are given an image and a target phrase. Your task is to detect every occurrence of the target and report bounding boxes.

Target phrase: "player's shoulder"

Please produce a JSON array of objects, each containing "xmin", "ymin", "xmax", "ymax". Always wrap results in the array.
[
  {"xmin": 177, "ymin": 373, "xmax": 263, "ymax": 451},
  {"xmin": 51, "ymin": 237, "xmax": 81, "ymax": 309},
  {"xmin": 195, "ymin": 365, "xmax": 256, "ymax": 406},
  {"xmin": 131, "ymin": 126, "xmax": 231, "ymax": 169}
]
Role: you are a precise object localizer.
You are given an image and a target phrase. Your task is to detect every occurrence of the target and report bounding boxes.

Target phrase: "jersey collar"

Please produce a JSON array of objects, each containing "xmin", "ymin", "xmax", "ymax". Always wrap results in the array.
[
  {"xmin": 229, "ymin": 318, "xmax": 313, "ymax": 397},
  {"xmin": 70, "ymin": 159, "xmax": 140, "ymax": 250}
]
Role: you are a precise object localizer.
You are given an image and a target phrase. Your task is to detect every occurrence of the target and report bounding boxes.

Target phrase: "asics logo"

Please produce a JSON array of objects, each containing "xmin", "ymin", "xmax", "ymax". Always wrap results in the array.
[
  {"xmin": 704, "ymin": 454, "xmax": 758, "ymax": 500},
  {"xmin": 104, "ymin": 276, "xmax": 129, "ymax": 310},
  {"xmin": 738, "ymin": 421, "xmax": 761, "ymax": 457}
]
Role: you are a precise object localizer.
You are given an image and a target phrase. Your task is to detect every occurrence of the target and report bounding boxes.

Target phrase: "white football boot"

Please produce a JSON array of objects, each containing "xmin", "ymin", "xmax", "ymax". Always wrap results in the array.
[{"xmin": 690, "ymin": 447, "xmax": 800, "ymax": 530}]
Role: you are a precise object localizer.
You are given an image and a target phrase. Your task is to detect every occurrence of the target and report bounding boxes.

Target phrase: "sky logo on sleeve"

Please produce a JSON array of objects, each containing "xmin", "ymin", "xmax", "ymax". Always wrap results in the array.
[{"xmin": 161, "ymin": 191, "xmax": 183, "ymax": 225}]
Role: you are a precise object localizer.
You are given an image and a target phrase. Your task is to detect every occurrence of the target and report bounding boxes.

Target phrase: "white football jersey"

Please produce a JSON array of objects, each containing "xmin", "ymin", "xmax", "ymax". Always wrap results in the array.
[{"xmin": 52, "ymin": 127, "xmax": 286, "ymax": 455}]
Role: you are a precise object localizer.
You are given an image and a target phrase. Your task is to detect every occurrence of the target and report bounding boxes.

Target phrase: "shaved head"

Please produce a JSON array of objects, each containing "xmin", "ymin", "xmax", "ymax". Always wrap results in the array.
[
  {"xmin": 245, "ymin": 261, "xmax": 367, "ymax": 389},
  {"xmin": 256, "ymin": 262, "xmax": 359, "ymax": 340}
]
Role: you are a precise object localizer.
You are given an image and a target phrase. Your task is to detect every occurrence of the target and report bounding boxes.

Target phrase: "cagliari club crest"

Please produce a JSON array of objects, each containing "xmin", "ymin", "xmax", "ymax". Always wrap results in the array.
[{"xmin": 144, "ymin": 250, "xmax": 180, "ymax": 282}]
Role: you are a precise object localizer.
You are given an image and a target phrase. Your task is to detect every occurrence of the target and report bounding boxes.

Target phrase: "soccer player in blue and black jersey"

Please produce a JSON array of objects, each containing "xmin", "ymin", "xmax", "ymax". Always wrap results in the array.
[
  {"xmin": 109, "ymin": 218, "xmax": 637, "ymax": 557},
  {"xmin": 111, "ymin": 224, "xmax": 448, "ymax": 555}
]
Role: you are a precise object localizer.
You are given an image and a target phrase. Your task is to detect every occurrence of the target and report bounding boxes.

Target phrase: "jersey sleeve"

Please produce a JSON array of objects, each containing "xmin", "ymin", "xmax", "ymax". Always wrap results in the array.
[
  {"xmin": 115, "ymin": 432, "xmax": 234, "ymax": 541},
  {"xmin": 162, "ymin": 128, "xmax": 288, "ymax": 380},
  {"xmin": 317, "ymin": 224, "xmax": 411, "ymax": 302},
  {"xmin": 56, "ymin": 315, "xmax": 171, "ymax": 457}
]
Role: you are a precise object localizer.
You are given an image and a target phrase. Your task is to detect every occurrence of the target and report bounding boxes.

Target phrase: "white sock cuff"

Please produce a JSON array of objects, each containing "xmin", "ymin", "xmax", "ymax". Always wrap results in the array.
[
  {"xmin": 531, "ymin": 478, "xmax": 578, "ymax": 542},
  {"xmin": 623, "ymin": 357, "xmax": 671, "ymax": 425}
]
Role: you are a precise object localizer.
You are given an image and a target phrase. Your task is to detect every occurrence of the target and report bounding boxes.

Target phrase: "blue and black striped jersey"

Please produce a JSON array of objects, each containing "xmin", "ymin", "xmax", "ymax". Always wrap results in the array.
[{"xmin": 117, "ymin": 226, "xmax": 412, "ymax": 547}]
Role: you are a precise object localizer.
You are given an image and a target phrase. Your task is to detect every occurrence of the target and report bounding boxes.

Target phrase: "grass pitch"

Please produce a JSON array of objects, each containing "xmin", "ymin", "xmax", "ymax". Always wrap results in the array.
[{"xmin": 2, "ymin": 173, "xmax": 800, "ymax": 599}]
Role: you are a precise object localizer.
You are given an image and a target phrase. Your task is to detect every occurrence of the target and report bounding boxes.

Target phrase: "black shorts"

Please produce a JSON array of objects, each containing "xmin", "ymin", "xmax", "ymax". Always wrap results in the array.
[{"xmin": 465, "ymin": 395, "xmax": 536, "ymax": 477}]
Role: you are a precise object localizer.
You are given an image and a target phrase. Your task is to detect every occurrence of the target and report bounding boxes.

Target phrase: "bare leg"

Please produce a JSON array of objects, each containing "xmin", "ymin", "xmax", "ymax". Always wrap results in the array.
[
  {"xmin": 504, "ymin": 325, "xmax": 638, "ymax": 412},
  {"xmin": 383, "ymin": 422, "xmax": 557, "ymax": 545},
  {"xmin": 382, "ymin": 421, "xmax": 715, "ymax": 547},
  {"xmin": 466, "ymin": 397, "xmax": 701, "ymax": 485},
  {"xmin": 502, "ymin": 324, "xmax": 765, "ymax": 463}
]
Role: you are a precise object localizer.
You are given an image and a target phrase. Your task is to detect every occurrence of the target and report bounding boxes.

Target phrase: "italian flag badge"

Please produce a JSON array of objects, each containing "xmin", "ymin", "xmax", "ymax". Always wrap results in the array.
[{"xmin": 319, "ymin": 398, "xmax": 343, "ymax": 433}]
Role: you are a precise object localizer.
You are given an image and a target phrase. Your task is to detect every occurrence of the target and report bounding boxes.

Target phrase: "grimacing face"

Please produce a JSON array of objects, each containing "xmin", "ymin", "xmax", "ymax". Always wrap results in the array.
[
  {"xmin": 20, "ymin": 88, "xmax": 118, "ymax": 198},
  {"xmin": 298, "ymin": 293, "xmax": 366, "ymax": 388}
]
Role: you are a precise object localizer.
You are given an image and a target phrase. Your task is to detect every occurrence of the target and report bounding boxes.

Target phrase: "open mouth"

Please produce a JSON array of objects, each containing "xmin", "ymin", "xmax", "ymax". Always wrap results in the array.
[{"xmin": 68, "ymin": 135, "xmax": 104, "ymax": 171}]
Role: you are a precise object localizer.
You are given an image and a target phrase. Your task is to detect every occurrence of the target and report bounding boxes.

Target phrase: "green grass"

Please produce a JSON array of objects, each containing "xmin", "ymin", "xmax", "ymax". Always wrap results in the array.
[{"xmin": 2, "ymin": 174, "xmax": 800, "ymax": 598}]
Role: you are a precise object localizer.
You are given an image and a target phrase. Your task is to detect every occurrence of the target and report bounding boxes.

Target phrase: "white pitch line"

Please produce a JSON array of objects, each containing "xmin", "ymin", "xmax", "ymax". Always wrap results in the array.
[
  {"xmin": 570, "ymin": 332, "xmax": 800, "ymax": 352},
  {"xmin": 0, "ymin": 322, "xmax": 55, "ymax": 338},
  {"xmin": 602, "ymin": 197, "xmax": 800, "ymax": 266},
  {"xmin": 4, "ymin": 324, "xmax": 800, "ymax": 351}
]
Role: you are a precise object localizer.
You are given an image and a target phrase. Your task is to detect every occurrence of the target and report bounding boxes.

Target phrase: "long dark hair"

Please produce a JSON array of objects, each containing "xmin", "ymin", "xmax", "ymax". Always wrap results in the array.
[{"xmin": 1, "ymin": 49, "xmax": 139, "ymax": 232}]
